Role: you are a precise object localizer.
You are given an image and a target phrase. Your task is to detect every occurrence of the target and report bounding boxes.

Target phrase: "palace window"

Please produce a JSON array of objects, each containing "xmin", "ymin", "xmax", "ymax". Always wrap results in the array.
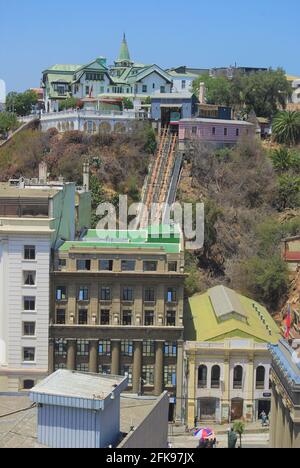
[
  {"xmin": 168, "ymin": 262, "xmax": 177, "ymax": 272},
  {"xmin": 99, "ymin": 260, "xmax": 113, "ymax": 271},
  {"xmin": 100, "ymin": 287, "xmax": 111, "ymax": 301},
  {"xmin": 24, "ymin": 246, "xmax": 36, "ymax": 260},
  {"xmin": 143, "ymin": 261, "xmax": 158, "ymax": 272},
  {"xmin": 166, "ymin": 288, "xmax": 177, "ymax": 303},
  {"xmin": 56, "ymin": 286, "xmax": 67, "ymax": 301},
  {"xmin": 76, "ymin": 363, "xmax": 89, "ymax": 373},
  {"xmin": 78, "ymin": 309, "xmax": 88, "ymax": 325},
  {"xmin": 145, "ymin": 311, "xmax": 154, "ymax": 326},
  {"xmin": 198, "ymin": 365, "xmax": 208, "ymax": 388},
  {"xmin": 211, "ymin": 365, "xmax": 221, "ymax": 389},
  {"xmin": 144, "ymin": 288, "xmax": 155, "ymax": 302},
  {"xmin": 77, "ymin": 259, "xmax": 91, "ymax": 271},
  {"xmin": 24, "ymin": 271, "xmax": 36, "ymax": 286},
  {"xmin": 164, "ymin": 342, "xmax": 177, "ymax": 357},
  {"xmin": 77, "ymin": 340, "xmax": 89, "ymax": 357},
  {"xmin": 233, "ymin": 365, "xmax": 243, "ymax": 389},
  {"xmin": 166, "ymin": 311, "xmax": 176, "ymax": 327},
  {"xmin": 164, "ymin": 366, "xmax": 176, "ymax": 386},
  {"xmin": 98, "ymin": 340, "xmax": 111, "ymax": 356},
  {"xmin": 23, "ymin": 380, "xmax": 35, "ymax": 390},
  {"xmin": 142, "ymin": 365, "xmax": 155, "ymax": 386},
  {"xmin": 143, "ymin": 340, "xmax": 155, "ymax": 357},
  {"xmin": 100, "ymin": 310, "xmax": 110, "ymax": 325},
  {"xmin": 24, "ymin": 297, "xmax": 36, "ymax": 311},
  {"xmin": 23, "ymin": 347, "xmax": 35, "ymax": 362},
  {"xmin": 256, "ymin": 366, "xmax": 266, "ymax": 389},
  {"xmin": 121, "ymin": 340, "xmax": 133, "ymax": 357},
  {"xmin": 123, "ymin": 288, "xmax": 134, "ymax": 302},
  {"xmin": 78, "ymin": 286, "xmax": 89, "ymax": 302},
  {"xmin": 54, "ymin": 339, "xmax": 67, "ymax": 357},
  {"xmin": 99, "ymin": 365, "xmax": 111, "ymax": 375},
  {"xmin": 121, "ymin": 260, "xmax": 136, "ymax": 272},
  {"xmin": 121, "ymin": 365, "xmax": 133, "ymax": 385},
  {"xmin": 23, "ymin": 322, "xmax": 36, "ymax": 337},
  {"xmin": 122, "ymin": 310, "xmax": 132, "ymax": 326},
  {"xmin": 56, "ymin": 309, "xmax": 66, "ymax": 325}
]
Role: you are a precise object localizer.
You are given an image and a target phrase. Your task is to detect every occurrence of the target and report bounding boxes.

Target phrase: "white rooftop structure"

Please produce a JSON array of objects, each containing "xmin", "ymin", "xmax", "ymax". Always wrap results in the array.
[
  {"xmin": 209, "ymin": 285, "xmax": 248, "ymax": 322},
  {"xmin": 0, "ymin": 79, "xmax": 6, "ymax": 110}
]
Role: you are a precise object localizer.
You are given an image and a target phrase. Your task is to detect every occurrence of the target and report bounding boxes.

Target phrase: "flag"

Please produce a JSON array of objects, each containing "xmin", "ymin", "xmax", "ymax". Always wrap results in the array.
[{"xmin": 285, "ymin": 304, "xmax": 292, "ymax": 339}]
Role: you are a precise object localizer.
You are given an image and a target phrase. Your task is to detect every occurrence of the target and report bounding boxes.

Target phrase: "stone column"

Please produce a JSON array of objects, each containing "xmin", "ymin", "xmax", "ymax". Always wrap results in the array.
[
  {"xmin": 154, "ymin": 341, "xmax": 164, "ymax": 396},
  {"xmin": 132, "ymin": 341, "xmax": 143, "ymax": 394},
  {"xmin": 270, "ymin": 388, "xmax": 278, "ymax": 448},
  {"xmin": 48, "ymin": 339, "xmax": 55, "ymax": 375},
  {"xmin": 283, "ymin": 406, "xmax": 292, "ymax": 448},
  {"xmin": 246, "ymin": 357, "xmax": 254, "ymax": 421},
  {"xmin": 111, "ymin": 340, "xmax": 121, "ymax": 376},
  {"xmin": 223, "ymin": 354, "xmax": 230, "ymax": 423},
  {"xmin": 66, "ymin": 340, "xmax": 77, "ymax": 371},
  {"xmin": 89, "ymin": 340, "xmax": 99, "ymax": 374},
  {"xmin": 175, "ymin": 341, "xmax": 184, "ymax": 422},
  {"xmin": 275, "ymin": 393, "xmax": 285, "ymax": 449},
  {"xmin": 187, "ymin": 356, "xmax": 196, "ymax": 428}
]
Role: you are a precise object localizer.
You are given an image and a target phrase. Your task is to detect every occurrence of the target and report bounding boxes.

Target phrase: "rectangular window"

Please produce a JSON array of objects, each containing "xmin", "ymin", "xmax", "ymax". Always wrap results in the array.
[
  {"xmin": 86, "ymin": 86, "xmax": 90, "ymax": 95},
  {"xmin": 76, "ymin": 363, "xmax": 89, "ymax": 373},
  {"xmin": 56, "ymin": 309, "xmax": 66, "ymax": 325},
  {"xmin": 164, "ymin": 342, "xmax": 177, "ymax": 357},
  {"xmin": 55, "ymin": 363, "xmax": 66, "ymax": 371},
  {"xmin": 77, "ymin": 259, "xmax": 91, "ymax": 271},
  {"xmin": 145, "ymin": 311, "xmax": 154, "ymax": 326},
  {"xmin": 122, "ymin": 310, "xmax": 132, "ymax": 326},
  {"xmin": 143, "ymin": 340, "xmax": 155, "ymax": 357},
  {"xmin": 192, "ymin": 127, "xmax": 197, "ymax": 135},
  {"xmin": 236, "ymin": 128, "xmax": 240, "ymax": 137},
  {"xmin": 78, "ymin": 286, "xmax": 89, "ymax": 302},
  {"xmin": 164, "ymin": 366, "xmax": 177, "ymax": 386},
  {"xmin": 23, "ymin": 271, "xmax": 36, "ymax": 286},
  {"xmin": 121, "ymin": 260, "xmax": 136, "ymax": 272},
  {"xmin": 24, "ymin": 297, "xmax": 35, "ymax": 311},
  {"xmin": 167, "ymin": 288, "xmax": 177, "ymax": 303},
  {"xmin": 144, "ymin": 288, "xmax": 155, "ymax": 302},
  {"xmin": 58, "ymin": 259, "xmax": 67, "ymax": 269},
  {"xmin": 142, "ymin": 85, "xmax": 147, "ymax": 93},
  {"xmin": 98, "ymin": 340, "xmax": 111, "ymax": 356},
  {"xmin": 23, "ymin": 347, "xmax": 35, "ymax": 362},
  {"xmin": 143, "ymin": 261, "xmax": 158, "ymax": 272},
  {"xmin": 212, "ymin": 127, "xmax": 216, "ymax": 136},
  {"xmin": 224, "ymin": 127, "xmax": 228, "ymax": 136},
  {"xmin": 56, "ymin": 286, "xmax": 67, "ymax": 301},
  {"xmin": 182, "ymin": 80, "xmax": 186, "ymax": 90},
  {"xmin": 24, "ymin": 246, "xmax": 36, "ymax": 260},
  {"xmin": 54, "ymin": 339, "xmax": 67, "ymax": 357},
  {"xmin": 77, "ymin": 340, "xmax": 89, "ymax": 357},
  {"xmin": 23, "ymin": 322, "xmax": 36, "ymax": 337},
  {"xmin": 121, "ymin": 340, "xmax": 133, "ymax": 357},
  {"xmin": 168, "ymin": 262, "xmax": 178, "ymax": 272},
  {"xmin": 100, "ymin": 287, "xmax": 111, "ymax": 301},
  {"xmin": 142, "ymin": 365, "xmax": 155, "ymax": 386},
  {"xmin": 123, "ymin": 288, "xmax": 134, "ymax": 302},
  {"xmin": 99, "ymin": 260, "xmax": 113, "ymax": 271},
  {"xmin": 166, "ymin": 311, "xmax": 176, "ymax": 327},
  {"xmin": 100, "ymin": 310, "xmax": 110, "ymax": 325},
  {"xmin": 160, "ymin": 86, "xmax": 166, "ymax": 93},
  {"xmin": 78, "ymin": 309, "xmax": 88, "ymax": 325}
]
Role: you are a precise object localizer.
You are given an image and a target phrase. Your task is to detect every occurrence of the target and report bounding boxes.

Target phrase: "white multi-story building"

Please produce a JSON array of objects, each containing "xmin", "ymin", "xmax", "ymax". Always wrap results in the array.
[{"xmin": 0, "ymin": 168, "xmax": 91, "ymax": 392}]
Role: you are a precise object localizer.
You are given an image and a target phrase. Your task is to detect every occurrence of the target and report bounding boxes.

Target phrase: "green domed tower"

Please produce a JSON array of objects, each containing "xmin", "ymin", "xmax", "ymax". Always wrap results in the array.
[{"xmin": 115, "ymin": 33, "xmax": 133, "ymax": 67}]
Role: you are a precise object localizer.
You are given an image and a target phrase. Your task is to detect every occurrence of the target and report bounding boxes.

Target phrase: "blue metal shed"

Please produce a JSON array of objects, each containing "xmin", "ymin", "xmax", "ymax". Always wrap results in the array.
[{"xmin": 30, "ymin": 370, "xmax": 128, "ymax": 448}]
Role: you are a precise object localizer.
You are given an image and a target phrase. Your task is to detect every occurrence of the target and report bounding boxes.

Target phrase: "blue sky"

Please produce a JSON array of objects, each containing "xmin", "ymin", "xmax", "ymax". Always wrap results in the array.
[{"xmin": 0, "ymin": 0, "xmax": 298, "ymax": 92}]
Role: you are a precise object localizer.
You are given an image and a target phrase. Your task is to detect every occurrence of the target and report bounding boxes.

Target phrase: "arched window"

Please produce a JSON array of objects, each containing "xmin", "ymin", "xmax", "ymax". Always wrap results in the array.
[
  {"xmin": 256, "ymin": 366, "xmax": 266, "ymax": 389},
  {"xmin": 198, "ymin": 365, "xmax": 208, "ymax": 388},
  {"xmin": 233, "ymin": 365, "xmax": 243, "ymax": 389},
  {"xmin": 211, "ymin": 365, "xmax": 221, "ymax": 389}
]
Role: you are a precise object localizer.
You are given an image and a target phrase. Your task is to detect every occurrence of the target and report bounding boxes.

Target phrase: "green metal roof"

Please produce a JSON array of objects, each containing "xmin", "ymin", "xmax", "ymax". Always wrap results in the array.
[
  {"xmin": 117, "ymin": 34, "xmax": 131, "ymax": 63},
  {"xmin": 46, "ymin": 64, "xmax": 82, "ymax": 72},
  {"xmin": 59, "ymin": 241, "xmax": 180, "ymax": 254},
  {"xmin": 184, "ymin": 286, "xmax": 281, "ymax": 344}
]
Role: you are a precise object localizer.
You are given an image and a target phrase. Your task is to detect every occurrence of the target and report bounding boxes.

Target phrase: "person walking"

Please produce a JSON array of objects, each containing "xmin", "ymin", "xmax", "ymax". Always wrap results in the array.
[
  {"xmin": 260, "ymin": 411, "xmax": 267, "ymax": 427},
  {"xmin": 228, "ymin": 428, "xmax": 238, "ymax": 449}
]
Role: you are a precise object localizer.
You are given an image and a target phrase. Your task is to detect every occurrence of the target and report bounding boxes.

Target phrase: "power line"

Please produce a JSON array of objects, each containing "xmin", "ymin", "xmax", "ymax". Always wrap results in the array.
[{"xmin": 0, "ymin": 403, "xmax": 36, "ymax": 420}]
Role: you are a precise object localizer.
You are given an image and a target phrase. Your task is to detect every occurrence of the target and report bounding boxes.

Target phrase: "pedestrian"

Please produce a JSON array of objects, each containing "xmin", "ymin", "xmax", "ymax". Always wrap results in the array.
[
  {"xmin": 260, "ymin": 410, "xmax": 267, "ymax": 427},
  {"xmin": 228, "ymin": 428, "xmax": 238, "ymax": 449},
  {"xmin": 194, "ymin": 416, "xmax": 198, "ymax": 428}
]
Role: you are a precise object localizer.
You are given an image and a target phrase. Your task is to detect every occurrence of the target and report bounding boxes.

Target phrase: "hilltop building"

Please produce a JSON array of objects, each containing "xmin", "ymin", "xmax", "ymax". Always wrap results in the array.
[
  {"xmin": 42, "ymin": 35, "xmax": 173, "ymax": 113},
  {"xmin": 184, "ymin": 285, "xmax": 281, "ymax": 426},
  {"xmin": 269, "ymin": 340, "xmax": 300, "ymax": 448},
  {"xmin": 0, "ymin": 165, "xmax": 91, "ymax": 392},
  {"xmin": 49, "ymin": 226, "xmax": 185, "ymax": 421}
]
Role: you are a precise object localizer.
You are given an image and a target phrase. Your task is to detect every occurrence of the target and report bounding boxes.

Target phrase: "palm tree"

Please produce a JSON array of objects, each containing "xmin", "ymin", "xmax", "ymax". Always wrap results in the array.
[
  {"xmin": 272, "ymin": 111, "xmax": 300, "ymax": 146},
  {"xmin": 270, "ymin": 147, "xmax": 293, "ymax": 172},
  {"xmin": 233, "ymin": 421, "xmax": 245, "ymax": 448}
]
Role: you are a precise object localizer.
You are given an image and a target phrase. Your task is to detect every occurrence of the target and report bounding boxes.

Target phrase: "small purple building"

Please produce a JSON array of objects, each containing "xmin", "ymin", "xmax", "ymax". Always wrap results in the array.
[{"xmin": 179, "ymin": 118, "xmax": 254, "ymax": 148}]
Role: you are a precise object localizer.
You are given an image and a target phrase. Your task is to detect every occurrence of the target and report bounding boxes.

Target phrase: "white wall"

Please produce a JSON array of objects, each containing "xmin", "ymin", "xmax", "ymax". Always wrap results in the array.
[
  {"xmin": 136, "ymin": 72, "xmax": 172, "ymax": 95},
  {"xmin": 0, "ymin": 233, "xmax": 50, "ymax": 391},
  {"xmin": 172, "ymin": 77, "xmax": 194, "ymax": 94}
]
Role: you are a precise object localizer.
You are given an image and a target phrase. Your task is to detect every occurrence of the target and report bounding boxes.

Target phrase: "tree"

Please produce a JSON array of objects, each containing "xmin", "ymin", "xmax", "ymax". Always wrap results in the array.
[
  {"xmin": 193, "ymin": 74, "xmax": 232, "ymax": 106},
  {"xmin": 270, "ymin": 147, "xmax": 295, "ymax": 172},
  {"xmin": 59, "ymin": 97, "xmax": 82, "ymax": 111},
  {"xmin": 272, "ymin": 111, "xmax": 300, "ymax": 146},
  {"xmin": 276, "ymin": 174, "xmax": 300, "ymax": 210},
  {"xmin": 233, "ymin": 421, "xmax": 245, "ymax": 449},
  {"xmin": 123, "ymin": 97, "xmax": 134, "ymax": 110},
  {"xmin": 0, "ymin": 112, "xmax": 18, "ymax": 135},
  {"xmin": 6, "ymin": 90, "xmax": 38, "ymax": 116}
]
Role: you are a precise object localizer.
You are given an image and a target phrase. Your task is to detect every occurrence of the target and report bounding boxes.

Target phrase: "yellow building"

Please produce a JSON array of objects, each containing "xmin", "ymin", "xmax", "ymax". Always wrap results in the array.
[{"xmin": 184, "ymin": 285, "xmax": 281, "ymax": 426}]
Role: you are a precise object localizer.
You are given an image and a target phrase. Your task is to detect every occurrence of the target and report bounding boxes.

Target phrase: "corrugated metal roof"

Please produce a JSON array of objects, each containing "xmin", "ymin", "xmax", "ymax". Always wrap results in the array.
[
  {"xmin": 209, "ymin": 285, "xmax": 248, "ymax": 320},
  {"xmin": 180, "ymin": 118, "xmax": 253, "ymax": 126},
  {"xmin": 30, "ymin": 370, "xmax": 127, "ymax": 409}
]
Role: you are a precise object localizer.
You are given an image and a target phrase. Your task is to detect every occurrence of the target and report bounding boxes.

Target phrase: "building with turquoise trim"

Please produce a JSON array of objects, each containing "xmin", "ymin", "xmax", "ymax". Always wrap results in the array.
[{"xmin": 42, "ymin": 35, "xmax": 173, "ymax": 112}]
